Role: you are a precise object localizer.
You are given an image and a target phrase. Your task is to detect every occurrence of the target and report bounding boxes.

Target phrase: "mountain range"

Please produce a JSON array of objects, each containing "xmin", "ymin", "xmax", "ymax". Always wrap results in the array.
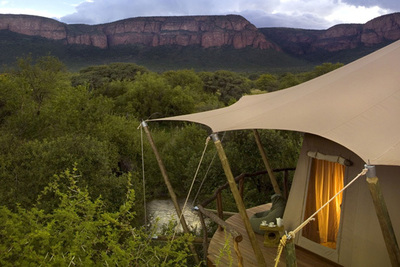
[{"xmin": 1, "ymin": 12, "xmax": 399, "ymax": 72}]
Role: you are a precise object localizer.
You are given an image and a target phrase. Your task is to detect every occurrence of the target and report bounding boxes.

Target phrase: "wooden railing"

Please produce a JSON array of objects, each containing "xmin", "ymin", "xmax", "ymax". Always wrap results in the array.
[{"xmin": 194, "ymin": 167, "xmax": 295, "ymax": 263}]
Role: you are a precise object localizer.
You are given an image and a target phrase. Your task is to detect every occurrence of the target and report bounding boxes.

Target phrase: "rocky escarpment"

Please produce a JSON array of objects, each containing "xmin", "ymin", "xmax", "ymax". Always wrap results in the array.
[
  {"xmin": 0, "ymin": 14, "xmax": 277, "ymax": 50},
  {"xmin": 2, "ymin": 12, "xmax": 400, "ymax": 57},
  {"xmin": 260, "ymin": 12, "xmax": 400, "ymax": 55}
]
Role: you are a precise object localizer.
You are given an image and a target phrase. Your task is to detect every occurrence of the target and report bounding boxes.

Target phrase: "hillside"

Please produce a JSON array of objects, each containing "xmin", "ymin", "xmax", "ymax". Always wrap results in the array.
[
  {"xmin": 0, "ymin": 14, "xmax": 278, "ymax": 50},
  {"xmin": 0, "ymin": 30, "xmax": 312, "ymax": 72},
  {"xmin": 0, "ymin": 12, "xmax": 400, "ymax": 71},
  {"xmin": 260, "ymin": 12, "xmax": 400, "ymax": 63}
]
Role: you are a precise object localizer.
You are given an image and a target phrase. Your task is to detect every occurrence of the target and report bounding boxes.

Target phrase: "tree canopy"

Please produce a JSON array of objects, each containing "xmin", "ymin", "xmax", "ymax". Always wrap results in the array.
[{"xmin": 0, "ymin": 55, "xmax": 343, "ymax": 265}]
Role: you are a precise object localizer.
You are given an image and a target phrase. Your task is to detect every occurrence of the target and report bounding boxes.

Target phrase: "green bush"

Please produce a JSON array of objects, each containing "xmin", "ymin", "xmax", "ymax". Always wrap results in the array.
[{"xmin": 0, "ymin": 167, "xmax": 195, "ymax": 266}]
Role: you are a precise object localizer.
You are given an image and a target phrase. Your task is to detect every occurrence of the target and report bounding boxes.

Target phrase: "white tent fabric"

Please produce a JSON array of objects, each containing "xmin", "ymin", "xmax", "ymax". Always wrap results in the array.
[{"xmin": 154, "ymin": 40, "xmax": 400, "ymax": 166}]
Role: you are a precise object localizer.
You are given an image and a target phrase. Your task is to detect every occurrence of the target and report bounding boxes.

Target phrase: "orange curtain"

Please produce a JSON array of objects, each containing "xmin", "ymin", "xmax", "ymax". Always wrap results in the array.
[{"xmin": 303, "ymin": 158, "xmax": 344, "ymax": 248}]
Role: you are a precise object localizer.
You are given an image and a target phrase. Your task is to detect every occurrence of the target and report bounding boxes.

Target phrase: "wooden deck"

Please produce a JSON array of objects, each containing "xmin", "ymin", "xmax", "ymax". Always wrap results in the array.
[{"xmin": 207, "ymin": 204, "xmax": 341, "ymax": 267}]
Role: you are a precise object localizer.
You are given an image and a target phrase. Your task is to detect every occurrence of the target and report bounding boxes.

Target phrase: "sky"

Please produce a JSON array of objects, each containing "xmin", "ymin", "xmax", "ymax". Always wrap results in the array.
[{"xmin": 1, "ymin": 0, "xmax": 399, "ymax": 30}]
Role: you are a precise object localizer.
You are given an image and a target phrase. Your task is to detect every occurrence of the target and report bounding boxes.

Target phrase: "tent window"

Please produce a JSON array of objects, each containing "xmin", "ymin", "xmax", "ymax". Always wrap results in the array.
[
  {"xmin": 302, "ymin": 158, "xmax": 345, "ymax": 249},
  {"xmin": 307, "ymin": 151, "xmax": 352, "ymax": 166}
]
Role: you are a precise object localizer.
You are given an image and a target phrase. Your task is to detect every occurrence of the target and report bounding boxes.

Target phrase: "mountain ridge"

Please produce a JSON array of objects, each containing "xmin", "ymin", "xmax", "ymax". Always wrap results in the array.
[
  {"xmin": 1, "ymin": 13, "xmax": 400, "ymax": 71},
  {"xmin": 0, "ymin": 14, "xmax": 277, "ymax": 50},
  {"xmin": 1, "ymin": 12, "xmax": 400, "ymax": 54},
  {"xmin": 260, "ymin": 12, "xmax": 400, "ymax": 57}
]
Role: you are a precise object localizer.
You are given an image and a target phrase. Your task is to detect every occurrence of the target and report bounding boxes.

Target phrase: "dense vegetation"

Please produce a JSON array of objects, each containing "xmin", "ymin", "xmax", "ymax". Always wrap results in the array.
[
  {"xmin": 0, "ymin": 55, "xmax": 343, "ymax": 265},
  {"xmin": 0, "ymin": 30, "xmax": 315, "ymax": 73}
]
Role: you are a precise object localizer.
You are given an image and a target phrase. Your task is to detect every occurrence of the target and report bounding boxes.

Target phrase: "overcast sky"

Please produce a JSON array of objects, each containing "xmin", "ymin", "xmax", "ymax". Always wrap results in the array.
[{"xmin": 1, "ymin": 0, "xmax": 399, "ymax": 29}]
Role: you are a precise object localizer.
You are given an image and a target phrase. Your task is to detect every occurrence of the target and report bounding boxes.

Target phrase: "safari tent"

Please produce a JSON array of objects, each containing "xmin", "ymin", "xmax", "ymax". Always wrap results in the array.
[{"xmin": 150, "ymin": 40, "xmax": 400, "ymax": 266}]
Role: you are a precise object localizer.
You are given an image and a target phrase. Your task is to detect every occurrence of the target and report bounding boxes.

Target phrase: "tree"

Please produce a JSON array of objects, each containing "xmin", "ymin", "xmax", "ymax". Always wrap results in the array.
[
  {"xmin": 255, "ymin": 73, "xmax": 279, "ymax": 92},
  {"xmin": 162, "ymin": 69, "xmax": 203, "ymax": 91},
  {"xmin": 305, "ymin": 62, "xmax": 344, "ymax": 81},
  {"xmin": 162, "ymin": 70, "xmax": 222, "ymax": 112},
  {"xmin": 71, "ymin": 62, "xmax": 149, "ymax": 94},
  {"xmin": 14, "ymin": 55, "xmax": 68, "ymax": 115},
  {"xmin": 199, "ymin": 70, "xmax": 251, "ymax": 105},
  {"xmin": 0, "ymin": 56, "xmax": 70, "ymax": 139},
  {"xmin": 0, "ymin": 134, "xmax": 121, "ymax": 208},
  {"xmin": 0, "ymin": 73, "xmax": 23, "ymax": 125},
  {"xmin": 114, "ymin": 73, "xmax": 196, "ymax": 119},
  {"xmin": 278, "ymin": 72, "xmax": 300, "ymax": 89},
  {"xmin": 0, "ymin": 168, "xmax": 194, "ymax": 266}
]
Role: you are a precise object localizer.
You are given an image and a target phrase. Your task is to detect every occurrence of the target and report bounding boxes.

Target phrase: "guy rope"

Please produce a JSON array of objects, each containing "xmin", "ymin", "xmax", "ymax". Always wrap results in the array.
[
  {"xmin": 274, "ymin": 167, "xmax": 369, "ymax": 267},
  {"xmin": 161, "ymin": 135, "xmax": 210, "ymax": 264}
]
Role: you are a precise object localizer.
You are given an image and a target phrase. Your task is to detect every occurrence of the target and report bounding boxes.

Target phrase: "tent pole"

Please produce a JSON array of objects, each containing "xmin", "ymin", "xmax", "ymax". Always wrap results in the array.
[
  {"xmin": 365, "ymin": 165, "xmax": 400, "ymax": 267},
  {"xmin": 253, "ymin": 129, "xmax": 282, "ymax": 195},
  {"xmin": 141, "ymin": 121, "xmax": 200, "ymax": 264},
  {"xmin": 211, "ymin": 133, "xmax": 266, "ymax": 266},
  {"xmin": 285, "ymin": 237, "xmax": 297, "ymax": 267}
]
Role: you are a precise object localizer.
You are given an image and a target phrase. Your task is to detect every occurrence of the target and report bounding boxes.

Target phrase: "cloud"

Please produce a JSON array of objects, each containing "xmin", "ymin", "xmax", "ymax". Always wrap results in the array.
[
  {"xmin": 59, "ymin": 0, "xmax": 397, "ymax": 29},
  {"xmin": 238, "ymin": 10, "xmax": 332, "ymax": 29},
  {"xmin": 341, "ymin": 0, "xmax": 400, "ymax": 11},
  {"xmin": 61, "ymin": 0, "xmax": 231, "ymax": 24},
  {"xmin": 0, "ymin": 0, "xmax": 78, "ymax": 20},
  {"xmin": 0, "ymin": 7, "xmax": 60, "ymax": 19},
  {"xmin": 325, "ymin": 4, "xmax": 388, "ymax": 25}
]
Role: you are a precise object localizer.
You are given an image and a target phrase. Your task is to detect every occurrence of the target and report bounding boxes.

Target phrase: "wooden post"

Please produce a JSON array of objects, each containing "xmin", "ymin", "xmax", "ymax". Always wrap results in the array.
[
  {"xmin": 234, "ymin": 240, "xmax": 244, "ymax": 267},
  {"xmin": 253, "ymin": 129, "xmax": 282, "ymax": 195},
  {"xmin": 285, "ymin": 237, "xmax": 297, "ymax": 267},
  {"xmin": 197, "ymin": 205, "xmax": 243, "ymax": 243},
  {"xmin": 211, "ymin": 133, "xmax": 266, "ymax": 267},
  {"xmin": 198, "ymin": 211, "xmax": 209, "ymax": 263},
  {"xmin": 217, "ymin": 191, "xmax": 224, "ymax": 231},
  {"xmin": 239, "ymin": 177, "xmax": 245, "ymax": 199},
  {"xmin": 283, "ymin": 169, "xmax": 289, "ymax": 200},
  {"xmin": 141, "ymin": 121, "xmax": 200, "ymax": 264},
  {"xmin": 365, "ymin": 165, "xmax": 400, "ymax": 267}
]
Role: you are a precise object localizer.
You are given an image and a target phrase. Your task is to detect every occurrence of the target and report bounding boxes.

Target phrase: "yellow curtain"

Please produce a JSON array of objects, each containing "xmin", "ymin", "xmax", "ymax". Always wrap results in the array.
[{"xmin": 303, "ymin": 158, "xmax": 344, "ymax": 248}]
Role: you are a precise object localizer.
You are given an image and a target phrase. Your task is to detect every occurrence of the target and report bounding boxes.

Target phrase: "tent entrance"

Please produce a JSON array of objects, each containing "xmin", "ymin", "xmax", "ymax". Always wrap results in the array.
[{"xmin": 302, "ymin": 158, "xmax": 345, "ymax": 249}]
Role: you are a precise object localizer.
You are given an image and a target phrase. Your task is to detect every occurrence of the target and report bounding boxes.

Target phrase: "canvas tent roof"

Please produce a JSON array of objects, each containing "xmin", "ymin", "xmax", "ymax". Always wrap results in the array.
[{"xmin": 153, "ymin": 40, "xmax": 400, "ymax": 166}]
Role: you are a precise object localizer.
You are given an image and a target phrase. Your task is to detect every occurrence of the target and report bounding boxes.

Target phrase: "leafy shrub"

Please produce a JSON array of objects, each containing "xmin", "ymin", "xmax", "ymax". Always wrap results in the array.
[{"xmin": 0, "ymin": 167, "xmax": 195, "ymax": 266}]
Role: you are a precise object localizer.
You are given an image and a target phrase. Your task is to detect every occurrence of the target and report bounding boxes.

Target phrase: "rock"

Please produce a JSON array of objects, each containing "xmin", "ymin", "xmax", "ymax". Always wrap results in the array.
[
  {"xmin": 313, "ymin": 24, "xmax": 363, "ymax": 52},
  {"xmin": 361, "ymin": 13, "xmax": 400, "ymax": 45},
  {"xmin": 261, "ymin": 12, "xmax": 400, "ymax": 55},
  {"xmin": 0, "ymin": 14, "xmax": 277, "ymax": 50},
  {"xmin": 102, "ymin": 15, "xmax": 278, "ymax": 49},
  {"xmin": 0, "ymin": 14, "xmax": 67, "ymax": 40},
  {"xmin": 65, "ymin": 24, "xmax": 108, "ymax": 48},
  {"xmin": 2, "ymin": 12, "xmax": 400, "ymax": 55}
]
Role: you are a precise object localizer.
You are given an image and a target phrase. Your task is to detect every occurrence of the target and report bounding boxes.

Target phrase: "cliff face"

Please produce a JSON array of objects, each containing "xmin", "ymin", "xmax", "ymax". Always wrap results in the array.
[
  {"xmin": 261, "ymin": 12, "xmax": 400, "ymax": 55},
  {"xmin": 362, "ymin": 13, "xmax": 400, "ymax": 45},
  {"xmin": 101, "ymin": 16, "xmax": 276, "ymax": 49},
  {"xmin": 1, "ymin": 13, "xmax": 400, "ymax": 56},
  {"xmin": 0, "ymin": 14, "xmax": 277, "ymax": 50},
  {"xmin": 0, "ymin": 15, "xmax": 67, "ymax": 40}
]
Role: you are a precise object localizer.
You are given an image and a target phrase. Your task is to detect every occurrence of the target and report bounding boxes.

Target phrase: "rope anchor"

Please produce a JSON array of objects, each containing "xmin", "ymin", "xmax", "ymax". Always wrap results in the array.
[{"xmin": 274, "ymin": 168, "xmax": 367, "ymax": 267}]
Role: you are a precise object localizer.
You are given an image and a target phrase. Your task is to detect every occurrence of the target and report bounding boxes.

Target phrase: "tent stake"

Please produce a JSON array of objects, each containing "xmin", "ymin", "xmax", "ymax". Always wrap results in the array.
[
  {"xmin": 211, "ymin": 133, "xmax": 266, "ymax": 266},
  {"xmin": 253, "ymin": 129, "xmax": 282, "ymax": 195},
  {"xmin": 365, "ymin": 165, "xmax": 400, "ymax": 267},
  {"xmin": 141, "ymin": 121, "xmax": 200, "ymax": 264}
]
